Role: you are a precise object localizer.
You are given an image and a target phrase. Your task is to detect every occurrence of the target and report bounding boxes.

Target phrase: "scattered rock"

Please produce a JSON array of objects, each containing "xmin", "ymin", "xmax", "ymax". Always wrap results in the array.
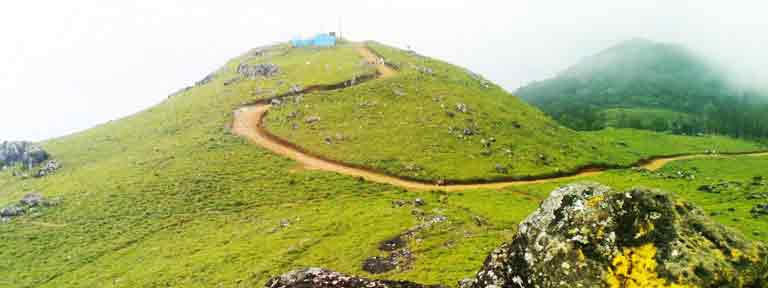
[
  {"xmin": 752, "ymin": 204, "xmax": 768, "ymax": 217},
  {"xmin": 455, "ymin": 103, "xmax": 468, "ymax": 113},
  {"xmin": 472, "ymin": 215, "xmax": 488, "ymax": 227},
  {"xmin": 379, "ymin": 236, "xmax": 407, "ymax": 252},
  {"xmin": 392, "ymin": 200, "xmax": 407, "ymax": 207},
  {"xmin": 0, "ymin": 206, "xmax": 25, "ymax": 218},
  {"xmin": 35, "ymin": 159, "xmax": 61, "ymax": 177},
  {"xmin": 265, "ymin": 268, "xmax": 441, "ymax": 288},
  {"xmin": 237, "ymin": 63, "xmax": 280, "ymax": 79},
  {"xmin": 462, "ymin": 127, "xmax": 475, "ymax": 136},
  {"xmin": 304, "ymin": 116, "xmax": 321, "ymax": 124},
  {"xmin": 361, "ymin": 256, "xmax": 397, "ymax": 274},
  {"xmin": 1, "ymin": 192, "xmax": 58, "ymax": 222},
  {"xmin": 20, "ymin": 192, "xmax": 44, "ymax": 207},
  {"xmin": 494, "ymin": 164, "xmax": 508, "ymax": 174},
  {"xmin": 414, "ymin": 198, "xmax": 426, "ymax": 207},
  {"xmin": 223, "ymin": 77, "xmax": 241, "ymax": 86},
  {"xmin": 290, "ymin": 84, "xmax": 302, "ymax": 94}
]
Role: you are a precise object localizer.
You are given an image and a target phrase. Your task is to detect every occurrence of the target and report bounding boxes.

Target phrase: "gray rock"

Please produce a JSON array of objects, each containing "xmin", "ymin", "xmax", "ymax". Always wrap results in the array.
[
  {"xmin": 237, "ymin": 63, "xmax": 280, "ymax": 79},
  {"xmin": 265, "ymin": 268, "xmax": 440, "ymax": 288},
  {"xmin": 0, "ymin": 141, "xmax": 49, "ymax": 169},
  {"xmin": 304, "ymin": 116, "xmax": 321, "ymax": 124},
  {"xmin": 0, "ymin": 206, "xmax": 25, "ymax": 217},
  {"xmin": 36, "ymin": 159, "xmax": 61, "ymax": 177},
  {"xmin": 752, "ymin": 203, "xmax": 768, "ymax": 216},
  {"xmin": 455, "ymin": 103, "xmax": 468, "ymax": 113},
  {"xmin": 19, "ymin": 192, "xmax": 44, "ymax": 207}
]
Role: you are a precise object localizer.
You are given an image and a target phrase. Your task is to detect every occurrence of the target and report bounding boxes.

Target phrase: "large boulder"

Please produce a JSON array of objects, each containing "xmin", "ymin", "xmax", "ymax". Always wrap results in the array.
[
  {"xmin": 467, "ymin": 183, "xmax": 767, "ymax": 288},
  {"xmin": 264, "ymin": 183, "xmax": 768, "ymax": 288},
  {"xmin": 0, "ymin": 141, "xmax": 49, "ymax": 168}
]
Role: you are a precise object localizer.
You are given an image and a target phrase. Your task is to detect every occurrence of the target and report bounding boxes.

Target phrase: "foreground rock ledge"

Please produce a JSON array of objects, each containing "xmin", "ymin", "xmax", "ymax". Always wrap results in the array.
[
  {"xmin": 266, "ymin": 183, "xmax": 768, "ymax": 288},
  {"xmin": 265, "ymin": 268, "xmax": 442, "ymax": 288}
]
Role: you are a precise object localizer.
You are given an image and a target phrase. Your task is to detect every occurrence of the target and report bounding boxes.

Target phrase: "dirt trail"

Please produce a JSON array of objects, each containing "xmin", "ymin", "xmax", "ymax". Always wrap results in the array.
[{"xmin": 232, "ymin": 44, "xmax": 768, "ymax": 192}]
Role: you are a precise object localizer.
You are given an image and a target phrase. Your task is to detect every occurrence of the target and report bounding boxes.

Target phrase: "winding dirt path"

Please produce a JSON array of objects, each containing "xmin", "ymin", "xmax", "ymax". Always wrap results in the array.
[{"xmin": 232, "ymin": 44, "xmax": 768, "ymax": 192}]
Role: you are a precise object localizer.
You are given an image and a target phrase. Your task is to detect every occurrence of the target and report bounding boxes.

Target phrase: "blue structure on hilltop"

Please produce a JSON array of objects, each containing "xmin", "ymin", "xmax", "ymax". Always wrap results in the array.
[{"xmin": 291, "ymin": 33, "xmax": 337, "ymax": 48}]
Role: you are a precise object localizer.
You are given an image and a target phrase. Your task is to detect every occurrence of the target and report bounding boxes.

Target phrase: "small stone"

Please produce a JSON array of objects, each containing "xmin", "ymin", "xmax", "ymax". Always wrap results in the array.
[
  {"xmin": 20, "ymin": 192, "xmax": 44, "ymax": 207},
  {"xmin": 456, "ymin": 103, "xmax": 468, "ymax": 113},
  {"xmin": 304, "ymin": 116, "xmax": 321, "ymax": 124}
]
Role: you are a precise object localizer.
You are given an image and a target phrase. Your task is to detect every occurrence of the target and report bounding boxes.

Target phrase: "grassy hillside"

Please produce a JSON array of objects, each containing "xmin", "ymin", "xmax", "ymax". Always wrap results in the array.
[
  {"xmin": 264, "ymin": 42, "xmax": 763, "ymax": 182},
  {"xmin": 0, "ymin": 41, "xmax": 765, "ymax": 288},
  {"xmin": 517, "ymin": 38, "xmax": 768, "ymax": 139}
]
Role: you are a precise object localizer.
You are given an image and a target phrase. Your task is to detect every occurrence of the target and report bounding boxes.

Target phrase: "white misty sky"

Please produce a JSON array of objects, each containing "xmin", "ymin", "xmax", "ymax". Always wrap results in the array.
[{"xmin": 1, "ymin": 0, "xmax": 766, "ymax": 141}]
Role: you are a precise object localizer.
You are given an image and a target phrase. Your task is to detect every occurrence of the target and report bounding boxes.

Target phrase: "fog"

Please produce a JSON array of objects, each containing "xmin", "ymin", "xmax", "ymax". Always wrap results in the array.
[{"xmin": 1, "ymin": 1, "xmax": 766, "ymax": 141}]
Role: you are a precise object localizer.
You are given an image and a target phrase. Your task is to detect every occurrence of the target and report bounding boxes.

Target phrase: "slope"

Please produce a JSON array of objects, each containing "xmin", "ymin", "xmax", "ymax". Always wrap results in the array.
[
  {"xmin": 263, "ymin": 41, "xmax": 762, "ymax": 182},
  {"xmin": 0, "ymin": 41, "xmax": 765, "ymax": 288}
]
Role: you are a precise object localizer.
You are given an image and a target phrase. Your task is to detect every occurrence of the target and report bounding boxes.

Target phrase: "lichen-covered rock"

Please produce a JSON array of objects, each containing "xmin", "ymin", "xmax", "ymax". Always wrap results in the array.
[
  {"xmin": 265, "ymin": 268, "xmax": 442, "ymax": 288},
  {"xmin": 467, "ymin": 182, "xmax": 768, "ymax": 288}
]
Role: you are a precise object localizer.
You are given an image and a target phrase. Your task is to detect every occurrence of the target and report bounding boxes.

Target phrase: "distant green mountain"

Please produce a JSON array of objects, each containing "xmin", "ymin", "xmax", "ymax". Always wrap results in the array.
[{"xmin": 516, "ymin": 38, "xmax": 768, "ymax": 139}]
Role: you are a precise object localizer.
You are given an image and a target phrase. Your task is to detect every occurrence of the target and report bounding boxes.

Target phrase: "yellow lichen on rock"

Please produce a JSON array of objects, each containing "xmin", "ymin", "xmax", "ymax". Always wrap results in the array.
[
  {"xmin": 587, "ymin": 194, "xmax": 605, "ymax": 208},
  {"xmin": 605, "ymin": 244, "xmax": 693, "ymax": 288},
  {"xmin": 634, "ymin": 221, "xmax": 655, "ymax": 239}
]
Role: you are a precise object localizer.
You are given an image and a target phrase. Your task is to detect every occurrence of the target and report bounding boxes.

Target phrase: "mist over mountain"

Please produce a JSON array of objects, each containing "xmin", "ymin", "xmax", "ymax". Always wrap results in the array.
[{"xmin": 517, "ymin": 38, "xmax": 768, "ymax": 139}]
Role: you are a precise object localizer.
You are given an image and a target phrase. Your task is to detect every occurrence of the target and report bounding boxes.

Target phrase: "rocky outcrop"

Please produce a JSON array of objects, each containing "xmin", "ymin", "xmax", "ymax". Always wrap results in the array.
[
  {"xmin": 265, "ymin": 268, "xmax": 442, "ymax": 288},
  {"xmin": 264, "ymin": 183, "xmax": 768, "ymax": 288},
  {"xmin": 1, "ymin": 192, "xmax": 59, "ymax": 222},
  {"xmin": 0, "ymin": 141, "xmax": 49, "ymax": 169},
  {"xmin": 466, "ymin": 183, "xmax": 768, "ymax": 288},
  {"xmin": 35, "ymin": 159, "xmax": 61, "ymax": 177},
  {"xmin": 237, "ymin": 63, "xmax": 280, "ymax": 79}
]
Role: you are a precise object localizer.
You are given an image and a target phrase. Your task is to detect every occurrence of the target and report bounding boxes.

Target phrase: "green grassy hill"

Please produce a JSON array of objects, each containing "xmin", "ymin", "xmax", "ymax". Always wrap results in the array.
[
  {"xmin": 0, "ymin": 41, "xmax": 765, "ymax": 287},
  {"xmin": 517, "ymin": 38, "xmax": 768, "ymax": 139},
  {"xmin": 265, "ymin": 42, "xmax": 762, "ymax": 182}
]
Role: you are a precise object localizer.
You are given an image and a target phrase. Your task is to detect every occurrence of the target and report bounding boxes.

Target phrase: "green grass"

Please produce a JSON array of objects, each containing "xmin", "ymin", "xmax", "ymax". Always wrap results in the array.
[
  {"xmin": 264, "ymin": 42, "xmax": 764, "ymax": 182},
  {"xmin": 0, "ymin": 41, "xmax": 765, "ymax": 288}
]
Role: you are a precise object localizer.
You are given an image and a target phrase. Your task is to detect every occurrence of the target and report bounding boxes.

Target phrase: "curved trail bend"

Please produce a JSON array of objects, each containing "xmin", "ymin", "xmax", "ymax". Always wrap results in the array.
[{"xmin": 232, "ymin": 44, "xmax": 768, "ymax": 192}]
